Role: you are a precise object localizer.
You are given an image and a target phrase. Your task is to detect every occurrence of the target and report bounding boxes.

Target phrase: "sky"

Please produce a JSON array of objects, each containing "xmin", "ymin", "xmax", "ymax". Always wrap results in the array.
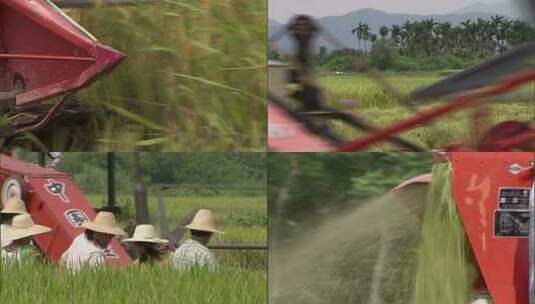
[{"xmin": 269, "ymin": 0, "xmax": 512, "ymax": 22}]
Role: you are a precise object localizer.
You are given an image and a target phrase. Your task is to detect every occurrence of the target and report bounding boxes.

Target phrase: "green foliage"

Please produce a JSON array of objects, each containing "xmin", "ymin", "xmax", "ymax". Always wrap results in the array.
[
  {"xmin": 47, "ymin": 153, "xmax": 266, "ymax": 195},
  {"xmin": 369, "ymin": 39, "xmax": 395, "ymax": 70},
  {"xmin": 269, "ymin": 49, "xmax": 282, "ymax": 61},
  {"xmin": 268, "ymin": 153, "xmax": 433, "ymax": 239},
  {"xmin": 315, "ymin": 15, "xmax": 535, "ymax": 71},
  {"xmin": 324, "ymin": 55, "xmax": 354, "ymax": 72},
  {"xmin": 225, "ymin": 211, "xmax": 267, "ymax": 227}
]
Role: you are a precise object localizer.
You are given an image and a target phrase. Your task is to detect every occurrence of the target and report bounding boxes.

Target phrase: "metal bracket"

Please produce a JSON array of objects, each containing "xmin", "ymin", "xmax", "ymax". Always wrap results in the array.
[
  {"xmin": 530, "ymin": 160, "xmax": 535, "ymax": 304},
  {"xmin": 0, "ymin": 90, "xmax": 18, "ymax": 102}
]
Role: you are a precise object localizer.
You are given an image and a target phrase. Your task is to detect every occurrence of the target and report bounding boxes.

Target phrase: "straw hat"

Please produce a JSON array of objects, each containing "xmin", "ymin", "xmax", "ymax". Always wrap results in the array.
[
  {"xmin": 122, "ymin": 224, "xmax": 168, "ymax": 244},
  {"xmin": 0, "ymin": 197, "xmax": 28, "ymax": 215},
  {"xmin": 81, "ymin": 211, "xmax": 126, "ymax": 236},
  {"xmin": 183, "ymin": 209, "xmax": 224, "ymax": 234},
  {"xmin": 3, "ymin": 214, "xmax": 51, "ymax": 242}
]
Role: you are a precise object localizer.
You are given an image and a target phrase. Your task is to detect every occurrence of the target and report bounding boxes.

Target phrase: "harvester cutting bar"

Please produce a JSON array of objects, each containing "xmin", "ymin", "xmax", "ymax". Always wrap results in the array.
[
  {"xmin": 337, "ymin": 70, "xmax": 535, "ymax": 152},
  {"xmin": 0, "ymin": 53, "xmax": 95, "ymax": 62},
  {"xmin": 54, "ymin": 0, "xmax": 155, "ymax": 8}
]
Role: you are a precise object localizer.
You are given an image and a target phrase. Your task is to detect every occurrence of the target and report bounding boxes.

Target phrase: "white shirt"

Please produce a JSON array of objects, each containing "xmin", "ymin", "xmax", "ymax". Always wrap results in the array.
[
  {"xmin": 0, "ymin": 224, "xmax": 11, "ymax": 248},
  {"xmin": 61, "ymin": 233, "xmax": 106, "ymax": 271},
  {"xmin": 1, "ymin": 246, "xmax": 21, "ymax": 265},
  {"xmin": 172, "ymin": 239, "xmax": 217, "ymax": 271}
]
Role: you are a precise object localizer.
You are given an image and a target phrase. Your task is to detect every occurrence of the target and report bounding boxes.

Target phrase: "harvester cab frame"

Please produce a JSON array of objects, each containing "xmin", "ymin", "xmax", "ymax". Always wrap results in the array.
[{"xmin": 394, "ymin": 152, "xmax": 535, "ymax": 304}]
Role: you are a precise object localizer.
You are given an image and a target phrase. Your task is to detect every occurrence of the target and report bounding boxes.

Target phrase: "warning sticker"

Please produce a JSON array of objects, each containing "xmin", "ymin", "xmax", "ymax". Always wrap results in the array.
[
  {"xmin": 494, "ymin": 210, "xmax": 530, "ymax": 238},
  {"xmin": 64, "ymin": 209, "xmax": 89, "ymax": 227},
  {"xmin": 498, "ymin": 187, "xmax": 530, "ymax": 210},
  {"xmin": 102, "ymin": 247, "xmax": 119, "ymax": 259},
  {"xmin": 44, "ymin": 179, "xmax": 70, "ymax": 203}
]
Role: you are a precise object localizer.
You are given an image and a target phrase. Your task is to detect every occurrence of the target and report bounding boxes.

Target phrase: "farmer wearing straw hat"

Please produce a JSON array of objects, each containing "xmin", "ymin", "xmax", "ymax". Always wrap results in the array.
[
  {"xmin": 122, "ymin": 224, "xmax": 170, "ymax": 265},
  {"xmin": 61, "ymin": 211, "xmax": 126, "ymax": 271},
  {"xmin": 1, "ymin": 197, "xmax": 28, "ymax": 248},
  {"xmin": 172, "ymin": 209, "xmax": 224, "ymax": 271},
  {"xmin": 1, "ymin": 214, "xmax": 51, "ymax": 265}
]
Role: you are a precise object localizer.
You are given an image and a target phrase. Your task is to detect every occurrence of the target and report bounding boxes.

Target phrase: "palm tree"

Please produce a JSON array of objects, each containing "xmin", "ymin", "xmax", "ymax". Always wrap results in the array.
[
  {"xmin": 362, "ymin": 23, "xmax": 371, "ymax": 52},
  {"xmin": 347, "ymin": 15, "xmax": 535, "ymax": 61},
  {"xmin": 421, "ymin": 19, "xmax": 437, "ymax": 56},
  {"xmin": 435, "ymin": 22, "xmax": 452, "ymax": 55},
  {"xmin": 379, "ymin": 26, "xmax": 389, "ymax": 40},
  {"xmin": 351, "ymin": 21, "xmax": 364, "ymax": 50},
  {"xmin": 370, "ymin": 34, "xmax": 377, "ymax": 44},
  {"xmin": 460, "ymin": 20, "xmax": 472, "ymax": 56},
  {"xmin": 497, "ymin": 19, "xmax": 512, "ymax": 53},
  {"xmin": 489, "ymin": 15, "xmax": 503, "ymax": 54},
  {"xmin": 401, "ymin": 20, "xmax": 413, "ymax": 55},
  {"xmin": 390, "ymin": 25, "xmax": 401, "ymax": 48}
]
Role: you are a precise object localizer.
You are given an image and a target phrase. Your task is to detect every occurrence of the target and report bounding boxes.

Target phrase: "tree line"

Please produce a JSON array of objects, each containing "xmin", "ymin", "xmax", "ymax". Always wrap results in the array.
[
  {"xmin": 19, "ymin": 153, "xmax": 266, "ymax": 195},
  {"xmin": 269, "ymin": 153, "xmax": 433, "ymax": 238},
  {"xmin": 269, "ymin": 15, "xmax": 535, "ymax": 71},
  {"xmin": 352, "ymin": 15, "xmax": 535, "ymax": 58}
]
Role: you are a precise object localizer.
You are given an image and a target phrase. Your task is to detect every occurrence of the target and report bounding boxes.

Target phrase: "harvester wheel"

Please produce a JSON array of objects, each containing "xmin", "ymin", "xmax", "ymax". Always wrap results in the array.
[{"xmin": 1, "ymin": 175, "xmax": 28, "ymax": 208}]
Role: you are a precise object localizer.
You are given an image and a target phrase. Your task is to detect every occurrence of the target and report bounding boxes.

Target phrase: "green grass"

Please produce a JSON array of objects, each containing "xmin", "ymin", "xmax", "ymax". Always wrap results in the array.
[
  {"xmin": 14, "ymin": 0, "xmax": 266, "ymax": 151},
  {"xmin": 1, "ymin": 195, "xmax": 267, "ymax": 303},
  {"xmin": 318, "ymin": 72, "xmax": 535, "ymax": 150},
  {"xmin": 1, "ymin": 264, "xmax": 266, "ymax": 304}
]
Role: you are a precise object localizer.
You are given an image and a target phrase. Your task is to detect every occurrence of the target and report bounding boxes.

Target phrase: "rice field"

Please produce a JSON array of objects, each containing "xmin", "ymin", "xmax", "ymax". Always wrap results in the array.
[
  {"xmin": 1, "ymin": 195, "xmax": 267, "ymax": 303},
  {"xmin": 1, "ymin": 264, "xmax": 266, "ymax": 304},
  {"xmin": 318, "ymin": 72, "xmax": 535, "ymax": 150},
  {"xmin": 21, "ymin": 0, "xmax": 266, "ymax": 151}
]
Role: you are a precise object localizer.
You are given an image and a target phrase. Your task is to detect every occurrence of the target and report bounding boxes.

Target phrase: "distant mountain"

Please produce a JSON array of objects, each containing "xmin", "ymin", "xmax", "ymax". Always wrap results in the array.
[
  {"xmin": 450, "ymin": 1, "xmax": 519, "ymax": 17},
  {"xmin": 269, "ymin": 8, "xmax": 517, "ymax": 52}
]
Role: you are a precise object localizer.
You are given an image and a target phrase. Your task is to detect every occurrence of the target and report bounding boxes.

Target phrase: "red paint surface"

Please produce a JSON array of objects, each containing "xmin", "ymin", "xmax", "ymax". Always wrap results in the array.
[
  {"xmin": 450, "ymin": 152, "xmax": 534, "ymax": 304},
  {"xmin": 268, "ymin": 102, "xmax": 334, "ymax": 152},
  {"xmin": 0, "ymin": 154, "xmax": 131, "ymax": 266},
  {"xmin": 0, "ymin": 0, "xmax": 124, "ymax": 105}
]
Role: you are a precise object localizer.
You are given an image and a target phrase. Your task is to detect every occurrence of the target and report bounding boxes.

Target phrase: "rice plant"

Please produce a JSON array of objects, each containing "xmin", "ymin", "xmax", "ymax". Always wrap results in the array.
[
  {"xmin": 318, "ymin": 72, "xmax": 535, "ymax": 150},
  {"xmin": 27, "ymin": 0, "xmax": 266, "ymax": 151},
  {"xmin": 1, "ymin": 263, "xmax": 266, "ymax": 304}
]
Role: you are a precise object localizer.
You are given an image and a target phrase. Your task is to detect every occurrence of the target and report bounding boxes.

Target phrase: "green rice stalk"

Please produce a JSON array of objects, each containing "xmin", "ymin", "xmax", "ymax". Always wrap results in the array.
[{"xmin": 412, "ymin": 162, "xmax": 476, "ymax": 304}]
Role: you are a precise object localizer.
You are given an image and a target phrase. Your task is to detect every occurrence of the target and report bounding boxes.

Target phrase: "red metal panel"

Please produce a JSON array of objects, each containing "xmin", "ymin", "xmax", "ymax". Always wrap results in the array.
[
  {"xmin": 450, "ymin": 152, "xmax": 534, "ymax": 304},
  {"xmin": 268, "ymin": 102, "xmax": 334, "ymax": 152},
  {"xmin": 0, "ymin": 154, "xmax": 64, "ymax": 177},
  {"xmin": 0, "ymin": 0, "xmax": 124, "ymax": 105},
  {"xmin": 0, "ymin": 155, "xmax": 131, "ymax": 266}
]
